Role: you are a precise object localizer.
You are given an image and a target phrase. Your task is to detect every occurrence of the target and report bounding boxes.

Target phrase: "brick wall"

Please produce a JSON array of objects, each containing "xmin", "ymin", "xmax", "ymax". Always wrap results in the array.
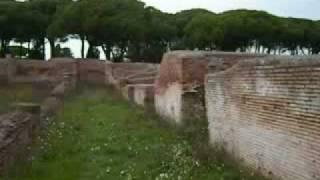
[
  {"xmin": 0, "ymin": 111, "xmax": 39, "ymax": 174},
  {"xmin": 12, "ymin": 60, "xmax": 56, "ymax": 83},
  {"xmin": 0, "ymin": 60, "xmax": 8, "ymax": 82},
  {"xmin": 205, "ymin": 56, "xmax": 320, "ymax": 180},
  {"xmin": 78, "ymin": 60, "xmax": 109, "ymax": 84},
  {"xmin": 126, "ymin": 84, "xmax": 155, "ymax": 107},
  {"xmin": 155, "ymin": 51, "xmax": 261, "ymax": 125},
  {"xmin": 106, "ymin": 63, "xmax": 159, "ymax": 88}
]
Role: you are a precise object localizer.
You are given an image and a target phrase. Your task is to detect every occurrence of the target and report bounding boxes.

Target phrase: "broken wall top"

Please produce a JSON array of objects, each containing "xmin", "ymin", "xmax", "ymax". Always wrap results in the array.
[{"xmin": 155, "ymin": 50, "xmax": 265, "ymax": 94}]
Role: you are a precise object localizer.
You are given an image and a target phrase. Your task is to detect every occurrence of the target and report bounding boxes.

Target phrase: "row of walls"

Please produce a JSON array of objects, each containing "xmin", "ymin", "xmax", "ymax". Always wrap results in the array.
[
  {"xmin": 154, "ymin": 51, "xmax": 320, "ymax": 180},
  {"xmin": 0, "ymin": 57, "xmax": 159, "ymax": 175},
  {"xmin": 1, "ymin": 52, "xmax": 320, "ymax": 180},
  {"xmin": 0, "ymin": 63, "xmax": 77, "ymax": 174}
]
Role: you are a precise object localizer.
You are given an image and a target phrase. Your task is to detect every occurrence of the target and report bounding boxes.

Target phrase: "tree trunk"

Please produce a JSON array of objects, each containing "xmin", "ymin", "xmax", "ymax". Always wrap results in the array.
[
  {"xmin": 19, "ymin": 42, "xmax": 23, "ymax": 59},
  {"xmin": 300, "ymin": 47, "xmax": 305, "ymax": 55},
  {"xmin": 27, "ymin": 40, "xmax": 31, "ymax": 58},
  {"xmin": 49, "ymin": 38, "xmax": 55, "ymax": 59},
  {"xmin": 81, "ymin": 36, "xmax": 85, "ymax": 59},
  {"xmin": 0, "ymin": 39, "xmax": 3, "ymax": 58},
  {"xmin": 86, "ymin": 42, "xmax": 93, "ymax": 58},
  {"xmin": 42, "ymin": 38, "xmax": 46, "ymax": 60},
  {"xmin": 102, "ymin": 44, "xmax": 111, "ymax": 60}
]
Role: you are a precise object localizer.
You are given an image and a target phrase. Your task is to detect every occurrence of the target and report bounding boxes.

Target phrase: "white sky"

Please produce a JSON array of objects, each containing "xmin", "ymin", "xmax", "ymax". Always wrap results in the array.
[{"xmin": 141, "ymin": 0, "xmax": 320, "ymax": 20}]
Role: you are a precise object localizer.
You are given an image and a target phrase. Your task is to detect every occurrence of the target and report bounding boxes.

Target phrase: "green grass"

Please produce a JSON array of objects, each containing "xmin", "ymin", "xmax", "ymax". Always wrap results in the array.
[
  {"xmin": 0, "ymin": 84, "xmax": 34, "ymax": 114},
  {"xmin": 5, "ymin": 85, "xmax": 265, "ymax": 180}
]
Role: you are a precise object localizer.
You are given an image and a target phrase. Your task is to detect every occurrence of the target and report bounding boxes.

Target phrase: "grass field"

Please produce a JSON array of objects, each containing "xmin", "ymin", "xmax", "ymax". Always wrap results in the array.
[{"xmin": 6, "ymin": 86, "xmax": 265, "ymax": 180}]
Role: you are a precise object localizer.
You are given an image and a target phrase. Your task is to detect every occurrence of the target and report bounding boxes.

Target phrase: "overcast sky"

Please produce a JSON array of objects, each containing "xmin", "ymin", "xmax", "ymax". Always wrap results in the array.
[{"xmin": 141, "ymin": 0, "xmax": 320, "ymax": 20}]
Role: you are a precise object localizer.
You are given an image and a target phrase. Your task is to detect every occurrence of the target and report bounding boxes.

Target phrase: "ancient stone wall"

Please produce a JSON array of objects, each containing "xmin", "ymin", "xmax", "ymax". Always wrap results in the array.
[
  {"xmin": 78, "ymin": 60, "xmax": 110, "ymax": 84},
  {"xmin": 125, "ymin": 84, "xmax": 155, "ymax": 107},
  {"xmin": 0, "ymin": 110, "xmax": 39, "ymax": 174},
  {"xmin": 154, "ymin": 51, "xmax": 261, "ymax": 125},
  {"xmin": 11, "ymin": 60, "xmax": 56, "ymax": 84},
  {"xmin": 106, "ymin": 63, "xmax": 159, "ymax": 88},
  {"xmin": 0, "ymin": 60, "xmax": 8, "ymax": 82},
  {"xmin": 205, "ymin": 56, "xmax": 320, "ymax": 180}
]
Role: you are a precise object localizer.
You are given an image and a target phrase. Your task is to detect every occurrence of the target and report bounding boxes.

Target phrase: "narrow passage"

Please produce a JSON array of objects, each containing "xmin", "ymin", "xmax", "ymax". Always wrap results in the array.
[{"xmin": 7, "ymin": 86, "xmax": 263, "ymax": 180}]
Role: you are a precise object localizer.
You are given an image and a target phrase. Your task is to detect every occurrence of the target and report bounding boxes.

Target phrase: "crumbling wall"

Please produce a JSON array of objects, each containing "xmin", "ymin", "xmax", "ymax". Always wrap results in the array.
[
  {"xmin": 0, "ymin": 109, "xmax": 39, "ymax": 174},
  {"xmin": 0, "ymin": 60, "xmax": 8, "ymax": 82},
  {"xmin": 78, "ymin": 60, "xmax": 109, "ymax": 84},
  {"xmin": 205, "ymin": 56, "xmax": 320, "ymax": 180},
  {"xmin": 52, "ymin": 58, "xmax": 78, "ymax": 88},
  {"xmin": 126, "ymin": 84, "xmax": 155, "ymax": 107},
  {"xmin": 3, "ymin": 58, "xmax": 78, "ymax": 86},
  {"xmin": 11, "ymin": 60, "xmax": 56, "ymax": 84},
  {"xmin": 155, "ymin": 51, "xmax": 261, "ymax": 125},
  {"xmin": 106, "ymin": 63, "xmax": 159, "ymax": 88}
]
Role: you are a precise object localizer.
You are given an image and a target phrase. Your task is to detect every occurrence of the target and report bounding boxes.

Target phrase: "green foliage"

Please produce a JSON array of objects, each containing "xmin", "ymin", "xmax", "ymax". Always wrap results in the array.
[
  {"xmin": 0, "ymin": 1, "xmax": 319, "ymax": 61},
  {"xmin": 185, "ymin": 14, "xmax": 223, "ymax": 50}
]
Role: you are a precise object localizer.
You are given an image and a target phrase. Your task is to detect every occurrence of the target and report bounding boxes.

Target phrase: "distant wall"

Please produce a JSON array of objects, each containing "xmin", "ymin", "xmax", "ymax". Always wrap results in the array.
[
  {"xmin": 78, "ymin": 60, "xmax": 110, "ymax": 84},
  {"xmin": 107, "ymin": 63, "xmax": 159, "ymax": 88},
  {"xmin": 11, "ymin": 60, "xmax": 56, "ymax": 83},
  {"xmin": 1, "ymin": 58, "xmax": 159, "ymax": 109},
  {"xmin": 205, "ymin": 56, "xmax": 320, "ymax": 180},
  {"xmin": 126, "ymin": 84, "xmax": 154, "ymax": 107},
  {"xmin": 0, "ymin": 60, "xmax": 8, "ymax": 82}
]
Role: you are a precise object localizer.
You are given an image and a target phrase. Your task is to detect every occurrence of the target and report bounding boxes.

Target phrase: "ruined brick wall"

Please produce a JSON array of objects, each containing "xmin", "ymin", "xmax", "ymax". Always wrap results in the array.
[
  {"xmin": 125, "ymin": 84, "xmax": 154, "ymax": 107},
  {"xmin": 107, "ymin": 63, "xmax": 159, "ymax": 88},
  {"xmin": 0, "ymin": 58, "xmax": 79, "ymax": 87},
  {"xmin": 52, "ymin": 58, "xmax": 78, "ymax": 89},
  {"xmin": 155, "ymin": 51, "xmax": 261, "ymax": 125},
  {"xmin": 205, "ymin": 56, "xmax": 320, "ymax": 180},
  {"xmin": 11, "ymin": 60, "xmax": 57, "ymax": 83},
  {"xmin": 0, "ymin": 60, "xmax": 8, "ymax": 82},
  {"xmin": 0, "ymin": 111, "xmax": 39, "ymax": 174},
  {"xmin": 78, "ymin": 60, "xmax": 110, "ymax": 84}
]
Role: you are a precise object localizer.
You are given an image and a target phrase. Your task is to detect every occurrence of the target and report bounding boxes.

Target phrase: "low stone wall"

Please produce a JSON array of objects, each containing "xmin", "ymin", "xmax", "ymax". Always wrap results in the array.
[
  {"xmin": 205, "ymin": 56, "xmax": 320, "ymax": 180},
  {"xmin": 10, "ymin": 60, "xmax": 56, "ymax": 84},
  {"xmin": 154, "ymin": 51, "xmax": 262, "ymax": 125},
  {"xmin": 126, "ymin": 84, "xmax": 155, "ymax": 107},
  {"xmin": 0, "ymin": 109, "xmax": 39, "ymax": 174},
  {"xmin": 106, "ymin": 63, "xmax": 159, "ymax": 88},
  {"xmin": 78, "ymin": 60, "xmax": 110, "ymax": 84},
  {"xmin": 0, "ymin": 62, "xmax": 78, "ymax": 174},
  {"xmin": 0, "ymin": 60, "xmax": 9, "ymax": 82}
]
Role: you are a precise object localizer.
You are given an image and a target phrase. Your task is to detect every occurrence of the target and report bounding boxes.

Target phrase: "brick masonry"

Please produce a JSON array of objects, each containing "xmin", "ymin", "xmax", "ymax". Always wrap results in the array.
[
  {"xmin": 154, "ymin": 51, "xmax": 261, "ymax": 125},
  {"xmin": 0, "ymin": 60, "xmax": 8, "ymax": 83},
  {"xmin": 205, "ymin": 56, "xmax": 320, "ymax": 180},
  {"xmin": 0, "ymin": 111, "xmax": 38, "ymax": 174}
]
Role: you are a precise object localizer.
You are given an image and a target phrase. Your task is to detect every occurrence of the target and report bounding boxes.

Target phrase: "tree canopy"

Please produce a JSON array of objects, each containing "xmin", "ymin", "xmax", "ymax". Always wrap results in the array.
[{"xmin": 0, "ymin": 0, "xmax": 319, "ymax": 62}]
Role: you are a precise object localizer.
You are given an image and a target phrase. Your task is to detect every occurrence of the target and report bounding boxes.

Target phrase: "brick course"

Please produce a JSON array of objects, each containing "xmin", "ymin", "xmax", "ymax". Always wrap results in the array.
[
  {"xmin": 205, "ymin": 56, "xmax": 320, "ymax": 180},
  {"xmin": 155, "ymin": 51, "xmax": 261, "ymax": 125}
]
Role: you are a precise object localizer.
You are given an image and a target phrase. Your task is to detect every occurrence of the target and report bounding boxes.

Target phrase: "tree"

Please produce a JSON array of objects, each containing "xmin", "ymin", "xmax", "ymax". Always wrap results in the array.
[
  {"xmin": 184, "ymin": 14, "xmax": 224, "ymax": 50},
  {"xmin": 127, "ymin": 7, "xmax": 176, "ymax": 62}
]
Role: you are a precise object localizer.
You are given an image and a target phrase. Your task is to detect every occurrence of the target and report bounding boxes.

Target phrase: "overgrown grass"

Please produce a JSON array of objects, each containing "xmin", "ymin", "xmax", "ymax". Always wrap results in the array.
[
  {"xmin": 0, "ymin": 84, "xmax": 34, "ymax": 114},
  {"xmin": 5, "ymin": 85, "xmax": 266, "ymax": 180}
]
